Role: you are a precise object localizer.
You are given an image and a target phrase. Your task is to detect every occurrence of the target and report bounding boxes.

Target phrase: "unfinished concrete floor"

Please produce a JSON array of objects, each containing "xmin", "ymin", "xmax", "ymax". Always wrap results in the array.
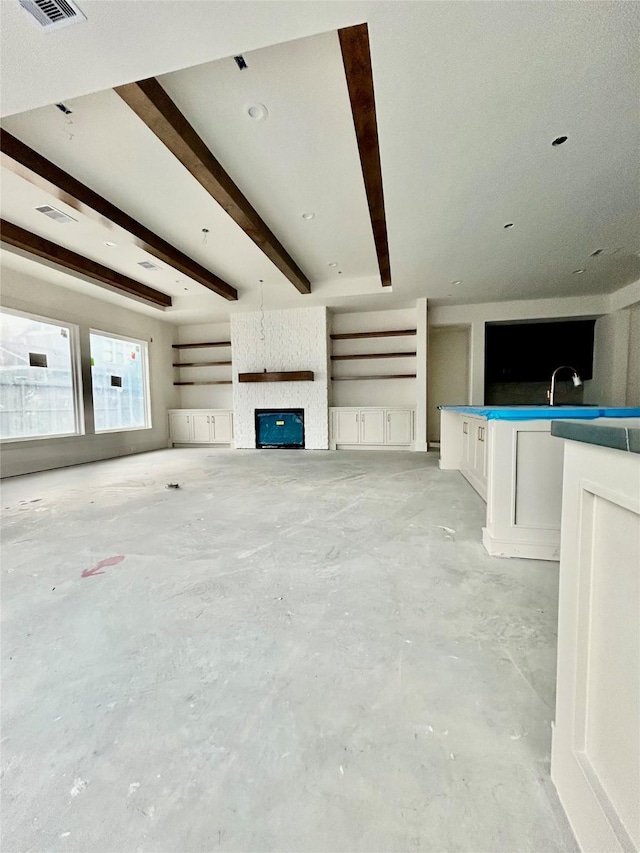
[{"xmin": 1, "ymin": 449, "xmax": 576, "ymax": 853}]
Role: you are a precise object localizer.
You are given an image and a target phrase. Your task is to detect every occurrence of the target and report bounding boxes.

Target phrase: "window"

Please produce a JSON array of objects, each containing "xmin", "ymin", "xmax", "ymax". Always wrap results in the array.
[
  {"xmin": 90, "ymin": 331, "xmax": 150, "ymax": 432},
  {"xmin": 0, "ymin": 309, "xmax": 80, "ymax": 440}
]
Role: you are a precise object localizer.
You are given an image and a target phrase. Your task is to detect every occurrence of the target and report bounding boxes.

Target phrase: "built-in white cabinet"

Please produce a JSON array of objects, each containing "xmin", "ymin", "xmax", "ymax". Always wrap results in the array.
[
  {"xmin": 168, "ymin": 409, "xmax": 233, "ymax": 446},
  {"xmin": 333, "ymin": 410, "xmax": 360, "ymax": 444},
  {"xmin": 329, "ymin": 407, "xmax": 415, "ymax": 449},
  {"xmin": 387, "ymin": 409, "xmax": 413, "ymax": 446},
  {"xmin": 360, "ymin": 409, "xmax": 386, "ymax": 444},
  {"xmin": 169, "ymin": 411, "xmax": 193, "ymax": 444}
]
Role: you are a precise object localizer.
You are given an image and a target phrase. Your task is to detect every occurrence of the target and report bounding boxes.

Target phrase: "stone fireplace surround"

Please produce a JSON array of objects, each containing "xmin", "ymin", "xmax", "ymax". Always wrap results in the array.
[{"xmin": 230, "ymin": 307, "xmax": 329, "ymax": 449}]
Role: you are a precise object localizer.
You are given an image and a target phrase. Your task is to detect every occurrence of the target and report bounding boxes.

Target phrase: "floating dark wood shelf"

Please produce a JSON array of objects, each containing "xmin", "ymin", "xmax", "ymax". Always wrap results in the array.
[
  {"xmin": 330, "ymin": 329, "xmax": 416, "ymax": 340},
  {"xmin": 331, "ymin": 374, "xmax": 417, "ymax": 381},
  {"xmin": 331, "ymin": 351, "xmax": 416, "ymax": 361},
  {"xmin": 238, "ymin": 371, "xmax": 314, "ymax": 383},
  {"xmin": 172, "ymin": 361, "xmax": 232, "ymax": 367},
  {"xmin": 173, "ymin": 380, "xmax": 233, "ymax": 386},
  {"xmin": 172, "ymin": 341, "xmax": 231, "ymax": 349}
]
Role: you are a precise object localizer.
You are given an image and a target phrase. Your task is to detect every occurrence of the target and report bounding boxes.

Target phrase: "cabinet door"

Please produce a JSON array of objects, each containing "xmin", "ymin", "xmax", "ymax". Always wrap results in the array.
[
  {"xmin": 191, "ymin": 413, "xmax": 212, "ymax": 443},
  {"xmin": 386, "ymin": 410, "xmax": 412, "ymax": 445},
  {"xmin": 212, "ymin": 412, "xmax": 232, "ymax": 443},
  {"xmin": 169, "ymin": 412, "xmax": 192, "ymax": 443},
  {"xmin": 360, "ymin": 409, "xmax": 385, "ymax": 444},
  {"xmin": 334, "ymin": 410, "xmax": 360, "ymax": 444}
]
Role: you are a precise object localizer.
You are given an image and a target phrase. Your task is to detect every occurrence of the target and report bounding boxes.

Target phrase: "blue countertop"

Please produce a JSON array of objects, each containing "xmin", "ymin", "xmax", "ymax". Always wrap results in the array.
[{"xmin": 439, "ymin": 406, "xmax": 640, "ymax": 421}]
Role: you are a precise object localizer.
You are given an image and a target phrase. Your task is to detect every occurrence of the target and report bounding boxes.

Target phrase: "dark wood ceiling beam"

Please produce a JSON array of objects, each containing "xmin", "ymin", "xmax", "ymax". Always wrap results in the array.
[
  {"xmin": 0, "ymin": 129, "xmax": 237, "ymax": 302},
  {"xmin": 338, "ymin": 23, "xmax": 391, "ymax": 287},
  {"xmin": 0, "ymin": 219, "xmax": 172, "ymax": 308},
  {"xmin": 114, "ymin": 77, "xmax": 311, "ymax": 295}
]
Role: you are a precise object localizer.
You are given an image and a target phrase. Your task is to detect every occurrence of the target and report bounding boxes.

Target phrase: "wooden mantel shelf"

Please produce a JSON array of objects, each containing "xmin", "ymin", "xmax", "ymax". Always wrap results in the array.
[
  {"xmin": 238, "ymin": 370, "xmax": 314, "ymax": 383},
  {"xmin": 172, "ymin": 341, "xmax": 231, "ymax": 349}
]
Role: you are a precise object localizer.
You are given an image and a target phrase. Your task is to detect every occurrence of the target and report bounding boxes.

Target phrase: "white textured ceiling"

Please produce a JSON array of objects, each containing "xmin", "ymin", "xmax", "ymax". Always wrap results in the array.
[{"xmin": 1, "ymin": 0, "xmax": 639, "ymax": 323}]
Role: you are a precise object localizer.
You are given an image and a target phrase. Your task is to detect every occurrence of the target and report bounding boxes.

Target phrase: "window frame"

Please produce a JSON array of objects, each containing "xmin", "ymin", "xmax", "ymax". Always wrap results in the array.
[
  {"xmin": 89, "ymin": 328, "xmax": 152, "ymax": 434},
  {"xmin": 0, "ymin": 306, "xmax": 84, "ymax": 444}
]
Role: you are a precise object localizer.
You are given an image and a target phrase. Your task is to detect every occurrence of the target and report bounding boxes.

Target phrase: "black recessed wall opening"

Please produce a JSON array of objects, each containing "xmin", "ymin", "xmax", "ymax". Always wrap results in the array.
[{"xmin": 485, "ymin": 319, "xmax": 596, "ymax": 405}]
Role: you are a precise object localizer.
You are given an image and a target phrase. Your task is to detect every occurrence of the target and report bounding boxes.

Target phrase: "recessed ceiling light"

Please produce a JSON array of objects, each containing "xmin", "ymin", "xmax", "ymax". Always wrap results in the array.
[
  {"xmin": 302, "ymin": 212, "xmax": 315, "ymax": 220},
  {"xmin": 573, "ymin": 269, "xmax": 585, "ymax": 274},
  {"xmin": 247, "ymin": 104, "xmax": 268, "ymax": 121},
  {"xmin": 503, "ymin": 223, "xmax": 514, "ymax": 229},
  {"xmin": 138, "ymin": 261, "xmax": 161, "ymax": 271},
  {"xmin": 328, "ymin": 262, "xmax": 338, "ymax": 267},
  {"xmin": 104, "ymin": 241, "xmax": 117, "ymax": 248},
  {"xmin": 452, "ymin": 280, "xmax": 462, "ymax": 285},
  {"xmin": 552, "ymin": 135, "xmax": 568, "ymax": 146}
]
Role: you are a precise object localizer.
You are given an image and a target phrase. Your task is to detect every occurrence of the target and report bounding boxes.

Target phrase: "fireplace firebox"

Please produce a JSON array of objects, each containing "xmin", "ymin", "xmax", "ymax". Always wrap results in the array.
[{"xmin": 255, "ymin": 409, "xmax": 305, "ymax": 449}]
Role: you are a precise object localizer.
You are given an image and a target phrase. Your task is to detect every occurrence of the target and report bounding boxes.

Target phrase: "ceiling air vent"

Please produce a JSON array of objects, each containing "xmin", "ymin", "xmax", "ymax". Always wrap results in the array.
[
  {"xmin": 138, "ymin": 261, "xmax": 161, "ymax": 271},
  {"xmin": 35, "ymin": 204, "xmax": 77, "ymax": 223},
  {"xmin": 17, "ymin": 0, "xmax": 86, "ymax": 31}
]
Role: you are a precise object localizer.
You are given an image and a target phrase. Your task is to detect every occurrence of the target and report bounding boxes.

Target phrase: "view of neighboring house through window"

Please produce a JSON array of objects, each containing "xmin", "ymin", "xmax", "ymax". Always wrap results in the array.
[
  {"xmin": 0, "ymin": 309, "xmax": 79, "ymax": 440},
  {"xmin": 90, "ymin": 331, "xmax": 150, "ymax": 432}
]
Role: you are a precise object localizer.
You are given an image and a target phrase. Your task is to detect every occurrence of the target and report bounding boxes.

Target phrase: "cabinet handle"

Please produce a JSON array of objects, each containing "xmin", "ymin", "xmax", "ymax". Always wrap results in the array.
[
  {"xmin": 187, "ymin": 416, "xmax": 189, "ymax": 422},
  {"xmin": 356, "ymin": 413, "xmax": 359, "ymax": 422},
  {"xmin": 478, "ymin": 426, "xmax": 484, "ymax": 441},
  {"xmin": 207, "ymin": 416, "xmax": 210, "ymax": 423},
  {"xmin": 463, "ymin": 421, "xmax": 468, "ymax": 434},
  {"xmin": 387, "ymin": 413, "xmax": 390, "ymax": 423}
]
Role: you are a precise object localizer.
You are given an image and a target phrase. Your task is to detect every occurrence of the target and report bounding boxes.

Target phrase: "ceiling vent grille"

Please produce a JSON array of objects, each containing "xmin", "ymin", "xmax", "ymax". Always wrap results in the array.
[
  {"xmin": 35, "ymin": 204, "xmax": 77, "ymax": 223},
  {"xmin": 18, "ymin": 0, "xmax": 86, "ymax": 31},
  {"xmin": 138, "ymin": 261, "xmax": 161, "ymax": 271}
]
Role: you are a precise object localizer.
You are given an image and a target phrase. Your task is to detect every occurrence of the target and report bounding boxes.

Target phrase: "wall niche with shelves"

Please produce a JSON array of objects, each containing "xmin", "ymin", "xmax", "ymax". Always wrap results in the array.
[{"xmin": 173, "ymin": 322, "xmax": 233, "ymax": 409}]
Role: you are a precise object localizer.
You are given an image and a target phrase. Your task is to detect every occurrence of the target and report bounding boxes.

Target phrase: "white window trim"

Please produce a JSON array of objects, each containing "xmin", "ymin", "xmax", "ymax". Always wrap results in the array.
[
  {"xmin": 0, "ymin": 306, "xmax": 84, "ymax": 444},
  {"xmin": 89, "ymin": 328, "xmax": 152, "ymax": 434}
]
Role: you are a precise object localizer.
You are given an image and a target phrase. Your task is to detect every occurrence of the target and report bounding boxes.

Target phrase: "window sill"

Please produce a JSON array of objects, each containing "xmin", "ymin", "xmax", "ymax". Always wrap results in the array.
[{"xmin": 94, "ymin": 425, "xmax": 152, "ymax": 435}]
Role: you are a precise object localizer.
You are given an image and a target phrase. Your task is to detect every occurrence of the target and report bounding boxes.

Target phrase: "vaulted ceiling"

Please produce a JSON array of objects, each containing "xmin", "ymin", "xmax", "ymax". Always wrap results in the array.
[{"xmin": 1, "ymin": 1, "xmax": 639, "ymax": 323}]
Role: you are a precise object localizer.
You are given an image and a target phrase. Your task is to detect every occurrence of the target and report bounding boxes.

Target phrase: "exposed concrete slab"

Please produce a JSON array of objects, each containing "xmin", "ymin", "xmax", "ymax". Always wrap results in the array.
[{"xmin": 1, "ymin": 449, "xmax": 577, "ymax": 852}]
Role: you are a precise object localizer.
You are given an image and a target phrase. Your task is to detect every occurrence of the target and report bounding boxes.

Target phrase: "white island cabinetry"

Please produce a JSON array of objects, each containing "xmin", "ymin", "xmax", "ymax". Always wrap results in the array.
[
  {"xmin": 168, "ymin": 409, "xmax": 234, "ymax": 446},
  {"xmin": 329, "ymin": 407, "xmax": 415, "ymax": 449},
  {"xmin": 439, "ymin": 406, "xmax": 640, "ymax": 561},
  {"xmin": 550, "ymin": 422, "xmax": 639, "ymax": 853},
  {"xmin": 459, "ymin": 414, "xmax": 489, "ymax": 500}
]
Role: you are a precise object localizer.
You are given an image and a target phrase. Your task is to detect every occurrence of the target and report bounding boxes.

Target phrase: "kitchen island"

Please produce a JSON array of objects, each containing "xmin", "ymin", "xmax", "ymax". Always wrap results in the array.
[
  {"xmin": 439, "ymin": 406, "xmax": 640, "ymax": 560},
  {"xmin": 550, "ymin": 418, "xmax": 639, "ymax": 852}
]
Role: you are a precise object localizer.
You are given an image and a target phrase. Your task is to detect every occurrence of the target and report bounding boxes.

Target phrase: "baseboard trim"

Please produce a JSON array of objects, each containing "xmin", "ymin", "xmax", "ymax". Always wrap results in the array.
[{"xmin": 482, "ymin": 527, "xmax": 560, "ymax": 561}]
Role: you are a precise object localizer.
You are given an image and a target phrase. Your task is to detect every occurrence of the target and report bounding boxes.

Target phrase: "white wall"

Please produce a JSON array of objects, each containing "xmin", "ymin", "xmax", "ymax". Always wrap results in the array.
[
  {"xmin": 231, "ymin": 306, "xmax": 329, "ymax": 449},
  {"xmin": 427, "ymin": 325, "xmax": 470, "ymax": 442},
  {"xmin": 585, "ymin": 303, "xmax": 640, "ymax": 406},
  {"xmin": 330, "ymin": 308, "xmax": 417, "ymax": 408},
  {"xmin": 0, "ymin": 265, "xmax": 178, "ymax": 478},
  {"xmin": 175, "ymin": 321, "xmax": 233, "ymax": 410}
]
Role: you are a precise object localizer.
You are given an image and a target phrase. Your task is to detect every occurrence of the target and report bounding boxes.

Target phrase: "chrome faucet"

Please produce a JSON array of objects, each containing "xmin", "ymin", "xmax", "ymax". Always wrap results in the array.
[{"xmin": 547, "ymin": 365, "xmax": 582, "ymax": 405}]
